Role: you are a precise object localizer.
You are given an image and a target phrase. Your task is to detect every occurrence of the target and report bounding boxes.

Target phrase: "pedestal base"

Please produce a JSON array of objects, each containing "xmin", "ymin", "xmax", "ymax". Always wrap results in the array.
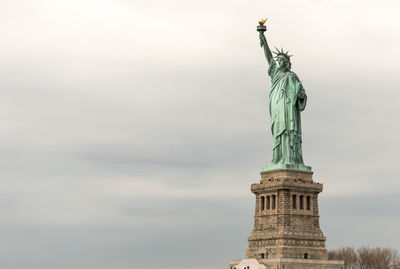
[
  {"xmin": 230, "ymin": 258, "xmax": 344, "ymax": 269},
  {"xmin": 263, "ymin": 258, "xmax": 344, "ymax": 269}
]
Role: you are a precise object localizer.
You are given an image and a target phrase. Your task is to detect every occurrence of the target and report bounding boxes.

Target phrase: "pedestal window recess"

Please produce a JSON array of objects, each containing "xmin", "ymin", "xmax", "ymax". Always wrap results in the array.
[
  {"xmin": 292, "ymin": 194, "xmax": 297, "ymax": 209},
  {"xmin": 306, "ymin": 196, "xmax": 311, "ymax": 210},
  {"xmin": 261, "ymin": 253, "xmax": 265, "ymax": 259},
  {"xmin": 272, "ymin": 195, "xmax": 276, "ymax": 210},
  {"xmin": 299, "ymin": 195, "xmax": 304, "ymax": 209},
  {"xmin": 304, "ymin": 253, "xmax": 308, "ymax": 259},
  {"xmin": 267, "ymin": 196, "xmax": 271, "ymax": 210},
  {"xmin": 261, "ymin": 196, "xmax": 265, "ymax": 211}
]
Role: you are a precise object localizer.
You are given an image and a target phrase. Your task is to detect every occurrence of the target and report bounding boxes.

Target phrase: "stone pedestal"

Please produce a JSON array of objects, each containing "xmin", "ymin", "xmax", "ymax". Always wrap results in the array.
[
  {"xmin": 229, "ymin": 169, "xmax": 343, "ymax": 269},
  {"xmin": 247, "ymin": 169, "xmax": 326, "ymax": 260}
]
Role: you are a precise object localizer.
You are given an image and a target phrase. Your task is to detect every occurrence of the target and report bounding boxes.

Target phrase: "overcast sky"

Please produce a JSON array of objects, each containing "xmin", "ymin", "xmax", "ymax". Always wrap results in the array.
[{"xmin": 0, "ymin": 0, "xmax": 400, "ymax": 268}]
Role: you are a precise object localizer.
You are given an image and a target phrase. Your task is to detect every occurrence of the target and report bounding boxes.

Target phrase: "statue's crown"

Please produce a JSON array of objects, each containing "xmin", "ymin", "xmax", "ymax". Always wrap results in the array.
[{"xmin": 273, "ymin": 47, "xmax": 292, "ymax": 60}]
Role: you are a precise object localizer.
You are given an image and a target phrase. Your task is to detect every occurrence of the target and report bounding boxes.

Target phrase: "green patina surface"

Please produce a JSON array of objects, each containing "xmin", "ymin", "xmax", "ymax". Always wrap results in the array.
[
  {"xmin": 257, "ymin": 24, "xmax": 312, "ymax": 173},
  {"xmin": 261, "ymin": 163, "xmax": 311, "ymax": 173}
]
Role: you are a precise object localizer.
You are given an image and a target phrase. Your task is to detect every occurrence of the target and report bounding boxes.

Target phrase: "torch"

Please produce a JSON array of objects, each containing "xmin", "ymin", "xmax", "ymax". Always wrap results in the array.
[{"xmin": 257, "ymin": 18, "xmax": 267, "ymax": 47}]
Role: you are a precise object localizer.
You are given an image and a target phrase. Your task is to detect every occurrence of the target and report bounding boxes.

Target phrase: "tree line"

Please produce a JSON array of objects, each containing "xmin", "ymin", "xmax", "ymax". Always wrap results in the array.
[{"xmin": 328, "ymin": 247, "xmax": 400, "ymax": 269}]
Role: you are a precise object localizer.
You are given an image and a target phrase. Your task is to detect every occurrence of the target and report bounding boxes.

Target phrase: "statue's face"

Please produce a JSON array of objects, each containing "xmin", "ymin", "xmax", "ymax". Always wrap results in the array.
[{"xmin": 278, "ymin": 57, "xmax": 290, "ymax": 70}]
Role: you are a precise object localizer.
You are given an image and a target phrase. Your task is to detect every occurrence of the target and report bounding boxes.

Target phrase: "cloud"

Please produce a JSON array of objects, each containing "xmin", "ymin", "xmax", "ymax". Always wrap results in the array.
[{"xmin": 0, "ymin": 0, "xmax": 399, "ymax": 268}]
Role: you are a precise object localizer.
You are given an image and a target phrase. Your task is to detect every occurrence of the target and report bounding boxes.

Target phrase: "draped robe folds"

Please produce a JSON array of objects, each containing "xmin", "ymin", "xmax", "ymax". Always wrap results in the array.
[{"xmin": 267, "ymin": 60, "xmax": 307, "ymax": 165}]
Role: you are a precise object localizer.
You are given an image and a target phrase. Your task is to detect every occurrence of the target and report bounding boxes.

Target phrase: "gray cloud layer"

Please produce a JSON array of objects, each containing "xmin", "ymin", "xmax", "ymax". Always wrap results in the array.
[{"xmin": 0, "ymin": 0, "xmax": 399, "ymax": 268}]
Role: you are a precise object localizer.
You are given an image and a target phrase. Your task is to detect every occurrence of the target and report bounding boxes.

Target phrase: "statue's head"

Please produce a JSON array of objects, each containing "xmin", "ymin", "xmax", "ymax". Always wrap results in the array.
[{"xmin": 274, "ymin": 47, "xmax": 292, "ymax": 71}]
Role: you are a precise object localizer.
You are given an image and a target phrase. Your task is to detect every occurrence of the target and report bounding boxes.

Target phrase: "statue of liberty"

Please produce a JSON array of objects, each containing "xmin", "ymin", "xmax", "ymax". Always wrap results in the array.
[{"xmin": 257, "ymin": 19, "xmax": 311, "ymax": 172}]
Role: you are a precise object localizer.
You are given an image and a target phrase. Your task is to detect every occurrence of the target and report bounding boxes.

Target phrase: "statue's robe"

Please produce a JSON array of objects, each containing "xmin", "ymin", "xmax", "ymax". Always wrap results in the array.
[{"xmin": 268, "ymin": 60, "xmax": 307, "ymax": 165}]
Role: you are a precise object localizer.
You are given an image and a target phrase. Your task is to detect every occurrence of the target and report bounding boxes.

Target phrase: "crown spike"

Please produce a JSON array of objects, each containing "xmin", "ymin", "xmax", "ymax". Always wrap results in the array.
[{"xmin": 272, "ymin": 46, "xmax": 292, "ymax": 59}]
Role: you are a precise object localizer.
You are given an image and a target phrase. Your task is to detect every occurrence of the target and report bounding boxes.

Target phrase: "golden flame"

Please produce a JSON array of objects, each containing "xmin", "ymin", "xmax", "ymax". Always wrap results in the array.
[{"xmin": 258, "ymin": 18, "xmax": 267, "ymax": 26}]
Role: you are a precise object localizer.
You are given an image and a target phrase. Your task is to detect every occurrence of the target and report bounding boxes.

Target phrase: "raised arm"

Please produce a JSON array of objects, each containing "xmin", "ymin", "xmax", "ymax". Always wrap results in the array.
[{"xmin": 259, "ymin": 32, "xmax": 273, "ymax": 65}]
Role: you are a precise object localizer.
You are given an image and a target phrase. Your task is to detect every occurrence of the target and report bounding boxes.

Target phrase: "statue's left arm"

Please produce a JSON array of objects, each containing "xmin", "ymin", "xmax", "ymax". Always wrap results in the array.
[
  {"xmin": 289, "ymin": 75, "xmax": 307, "ymax": 111},
  {"xmin": 296, "ymin": 83, "xmax": 307, "ymax": 111}
]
